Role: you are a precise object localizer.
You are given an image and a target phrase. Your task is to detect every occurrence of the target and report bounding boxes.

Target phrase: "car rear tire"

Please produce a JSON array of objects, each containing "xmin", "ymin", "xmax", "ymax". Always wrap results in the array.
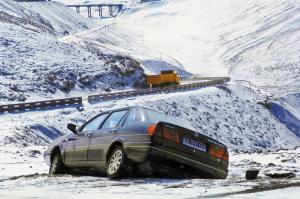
[
  {"xmin": 49, "ymin": 152, "xmax": 67, "ymax": 175},
  {"xmin": 106, "ymin": 146, "xmax": 127, "ymax": 179}
]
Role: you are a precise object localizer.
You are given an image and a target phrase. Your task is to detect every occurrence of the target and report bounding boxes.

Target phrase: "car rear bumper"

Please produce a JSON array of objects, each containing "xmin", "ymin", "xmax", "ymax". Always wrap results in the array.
[
  {"xmin": 124, "ymin": 144, "xmax": 228, "ymax": 179},
  {"xmin": 150, "ymin": 146, "xmax": 228, "ymax": 179}
]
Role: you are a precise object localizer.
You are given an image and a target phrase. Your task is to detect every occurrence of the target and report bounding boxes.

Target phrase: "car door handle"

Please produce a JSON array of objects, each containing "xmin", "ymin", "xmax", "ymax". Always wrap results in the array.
[
  {"xmin": 110, "ymin": 129, "xmax": 117, "ymax": 134},
  {"xmin": 64, "ymin": 137, "xmax": 77, "ymax": 142}
]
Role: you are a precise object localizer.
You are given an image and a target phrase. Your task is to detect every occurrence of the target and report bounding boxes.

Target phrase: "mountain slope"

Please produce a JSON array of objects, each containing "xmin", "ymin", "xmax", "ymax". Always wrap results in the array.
[
  {"xmin": 114, "ymin": 0, "xmax": 300, "ymax": 96},
  {"xmin": 0, "ymin": 0, "xmax": 188, "ymax": 103},
  {"xmin": 0, "ymin": 1, "xmax": 144, "ymax": 103}
]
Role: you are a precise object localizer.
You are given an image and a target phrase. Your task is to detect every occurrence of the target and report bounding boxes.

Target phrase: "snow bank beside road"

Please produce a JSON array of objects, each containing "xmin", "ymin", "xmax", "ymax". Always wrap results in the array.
[{"xmin": 144, "ymin": 84, "xmax": 300, "ymax": 151}]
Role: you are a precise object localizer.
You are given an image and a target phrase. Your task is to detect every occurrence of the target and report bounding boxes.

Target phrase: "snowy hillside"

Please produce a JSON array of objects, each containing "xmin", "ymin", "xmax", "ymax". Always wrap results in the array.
[
  {"xmin": 105, "ymin": 0, "xmax": 300, "ymax": 138},
  {"xmin": 113, "ymin": 0, "xmax": 300, "ymax": 96},
  {"xmin": 1, "ymin": 84, "xmax": 299, "ymax": 153},
  {"xmin": 0, "ymin": 0, "xmax": 187, "ymax": 103}
]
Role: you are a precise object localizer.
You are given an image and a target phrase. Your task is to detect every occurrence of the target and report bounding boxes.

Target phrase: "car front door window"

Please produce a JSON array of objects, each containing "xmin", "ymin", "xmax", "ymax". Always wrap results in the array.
[
  {"xmin": 101, "ymin": 110, "xmax": 128, "ymax": 130},
  {"xmin": 81, "ymin": 113, "xmax": 109, "ymax": 133}
]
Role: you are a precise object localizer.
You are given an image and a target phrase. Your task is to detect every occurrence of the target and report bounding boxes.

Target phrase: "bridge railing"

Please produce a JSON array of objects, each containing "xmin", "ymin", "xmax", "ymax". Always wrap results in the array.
[
  {"xmin": 67, "ymin": 3, "xmax": 123, "ymax": 18},
  {"xmin": 88, "ymin": 77, "xmax": 230, "ymax": 103}
]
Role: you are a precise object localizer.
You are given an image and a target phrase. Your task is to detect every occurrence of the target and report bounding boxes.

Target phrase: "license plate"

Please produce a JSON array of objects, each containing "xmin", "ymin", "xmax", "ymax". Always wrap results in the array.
[{"xmin": 182, "ymin": 137, "xmax": 206, "ymax": 152}]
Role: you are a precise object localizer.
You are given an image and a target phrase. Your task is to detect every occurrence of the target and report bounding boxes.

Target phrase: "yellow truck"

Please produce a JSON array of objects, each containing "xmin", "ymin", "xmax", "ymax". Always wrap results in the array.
[{"xmin": 146, "ymin": 70, "xmax": 181, "ymax": 88}]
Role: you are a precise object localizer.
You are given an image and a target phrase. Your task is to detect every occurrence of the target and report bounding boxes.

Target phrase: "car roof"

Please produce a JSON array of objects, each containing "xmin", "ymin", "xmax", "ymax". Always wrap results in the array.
[
  {"xmin": 99, "ymin": 105, "xmax": 162, "ymax": 113},
  {"xmin": 96, "ymin": 106, "xmax": 140, "ymax": 114},
  {"xmin": 95, "ymin": 105, "xmax": 196, "ymax": 131}
]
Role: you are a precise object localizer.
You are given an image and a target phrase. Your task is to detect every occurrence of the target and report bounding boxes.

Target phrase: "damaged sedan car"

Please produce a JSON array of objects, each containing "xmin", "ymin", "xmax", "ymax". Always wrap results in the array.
[{"xmin": 44, "ymin": 106, "xmax": 229, "ymax": 179}]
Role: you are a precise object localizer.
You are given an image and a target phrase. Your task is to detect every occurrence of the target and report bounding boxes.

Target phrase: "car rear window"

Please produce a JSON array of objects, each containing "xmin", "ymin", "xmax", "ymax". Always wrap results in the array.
[
  {"xmin": 122, "ymin": 107, "xmax": 146, "ymax": 127},
  {"xmin": 133, "ymin": 107, "xmax": 146, "ymax": 122},
  {"xmin": 145, "ymin": 109, "xmax": 196, "ymax": 131}
]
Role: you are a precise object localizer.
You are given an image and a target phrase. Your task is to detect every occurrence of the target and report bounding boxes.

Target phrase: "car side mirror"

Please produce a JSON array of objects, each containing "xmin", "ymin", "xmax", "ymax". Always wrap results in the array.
[{"xmin": 67, "ymin": 123, "xmax": 77, "ymax": 134}]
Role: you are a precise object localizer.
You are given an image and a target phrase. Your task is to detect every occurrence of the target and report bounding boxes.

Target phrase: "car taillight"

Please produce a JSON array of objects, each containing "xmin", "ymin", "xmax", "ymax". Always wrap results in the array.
[
  {"xmin": 209, "ymin": 145, "xmax": 225, "ymax": 159},
  {"xmin": 222, "ymin": 151, "xmax": 229, "ymax": 161},
  {"xmin": 147, "ymin": 124, "xmax": 157, "ymax": 136},
  {"xmin": 163, "ymin": 127, "xmax": 179, "ymax": 143}
]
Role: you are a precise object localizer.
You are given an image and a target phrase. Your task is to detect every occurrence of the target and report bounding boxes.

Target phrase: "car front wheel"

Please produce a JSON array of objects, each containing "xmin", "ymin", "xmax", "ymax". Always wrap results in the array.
[
  {"xmin": 106, "ymin": 146, "xmax": 127, "ymax": 179},
  {"xmin": 49, "ymin": 152, "xmax": 67, "ymax": 175}
]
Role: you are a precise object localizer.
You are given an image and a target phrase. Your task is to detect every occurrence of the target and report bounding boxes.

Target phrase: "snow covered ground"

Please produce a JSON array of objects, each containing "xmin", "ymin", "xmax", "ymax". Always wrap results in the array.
[{"xmin": 0, "ymin": 140, "xmax": 299, "ymax": 199}]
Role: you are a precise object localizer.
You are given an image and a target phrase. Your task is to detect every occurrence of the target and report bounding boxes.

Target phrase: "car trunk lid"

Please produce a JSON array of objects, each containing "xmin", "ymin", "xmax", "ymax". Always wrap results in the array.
[{"xmin": 150, "ymin": 122, "xmax": 228, "ymax": 167}]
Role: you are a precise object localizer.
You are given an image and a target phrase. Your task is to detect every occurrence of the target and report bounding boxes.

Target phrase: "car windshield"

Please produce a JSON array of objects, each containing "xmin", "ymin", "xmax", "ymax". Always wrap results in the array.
[{"xmin": 145, "ymin": 108, "xmax": 196, "ymax": 131}]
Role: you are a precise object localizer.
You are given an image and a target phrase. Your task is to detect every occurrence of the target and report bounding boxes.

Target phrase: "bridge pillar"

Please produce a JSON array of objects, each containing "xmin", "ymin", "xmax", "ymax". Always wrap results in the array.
[
  {"xmin": 109, "ymin": 5, "xmax": 113, "ymax": 17},
  {"xmin": 87, "ymin": 5, "xmax": 92, "ymax": 18},
  {"xmin": 75, "ymin": 6, "xmax": 80, "ymax": 13},
  {"xmin": 98, "ymin": 6, "xmax": 102, "ymax": 18},
  {"xmin": 118, "ymin": 5, "xmax": 123, "ymax": 13}
]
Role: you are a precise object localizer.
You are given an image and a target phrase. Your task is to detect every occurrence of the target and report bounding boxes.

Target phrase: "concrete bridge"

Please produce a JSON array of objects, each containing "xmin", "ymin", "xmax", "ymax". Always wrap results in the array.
[{"xmin": 67, "ymin": 4, "xmax": 124, "ymax": 18}]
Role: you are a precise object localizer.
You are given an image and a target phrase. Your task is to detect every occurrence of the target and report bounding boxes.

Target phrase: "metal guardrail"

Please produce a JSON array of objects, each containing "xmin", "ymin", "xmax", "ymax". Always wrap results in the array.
[
  {"xmin": 88, "ymin": 77, "xmax": 230, "ymax": 103},
  {"xmin": 0, "ymin": 97, "xmax": 82, "ymax": 113},
  {"xmin": 0, "ymin": 77, "xmax": 230, "ymax": 114}
]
